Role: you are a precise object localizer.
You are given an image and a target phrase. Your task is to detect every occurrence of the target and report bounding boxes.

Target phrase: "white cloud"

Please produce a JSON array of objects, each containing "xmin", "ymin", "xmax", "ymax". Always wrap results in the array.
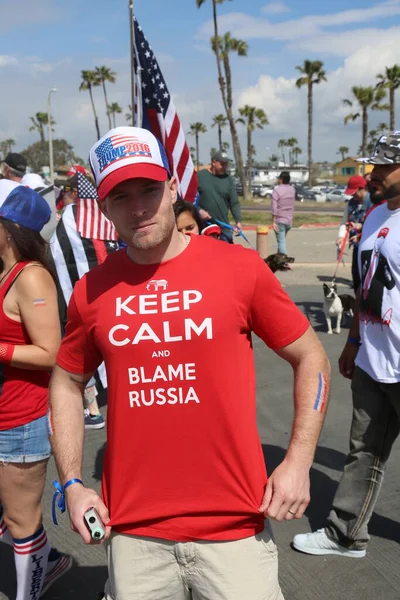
[
  {"xmin": 31, "ymin": 62, "xmax": 54, "ymax": 74},
  {"xmin": 0, "ymin": 55, "xmax": 19, "ymax": 67},
  {"xmin": 261, "ymin": 2, "xmax": 290, "ymax": 15},
  {"xmin": 236, "ymin": 35, "xmax": 400, "ymax": 160},
  {"xmin": 290, "ymin": 26, "xmax": 400, "ymax": 57},
  {"xmin": 197, "ymin": 0, "xmax": 400, "ymax": 43}
]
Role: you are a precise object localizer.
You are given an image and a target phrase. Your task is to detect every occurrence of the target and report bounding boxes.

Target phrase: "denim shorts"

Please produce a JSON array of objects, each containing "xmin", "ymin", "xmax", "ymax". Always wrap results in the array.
[{"xmin": 0, "ymin": 414, "xmax": 51, "ymax": 463}]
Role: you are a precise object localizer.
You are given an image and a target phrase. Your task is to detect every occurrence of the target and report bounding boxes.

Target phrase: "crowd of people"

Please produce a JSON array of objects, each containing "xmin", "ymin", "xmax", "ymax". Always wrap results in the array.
[{"xmin": 0, "ymin": 126, "xmax": 399, "ymax": 600}]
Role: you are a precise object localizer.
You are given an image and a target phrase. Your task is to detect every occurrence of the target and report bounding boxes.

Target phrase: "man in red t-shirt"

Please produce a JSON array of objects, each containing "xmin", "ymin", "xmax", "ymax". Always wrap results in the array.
[{"xmin": 49, "ymin": 126, "xmax": 331, "ymax": 600}]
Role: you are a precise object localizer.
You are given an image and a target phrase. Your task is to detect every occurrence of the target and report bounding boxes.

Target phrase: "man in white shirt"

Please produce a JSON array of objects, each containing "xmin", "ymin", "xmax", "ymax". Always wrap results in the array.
[
  {"xmin": 1, "ymin": 153, "xmax": 28, "ymax": 183},
  {"xmin": 293, "ymin": 132, "xmax": 400, "ymax": 558}
]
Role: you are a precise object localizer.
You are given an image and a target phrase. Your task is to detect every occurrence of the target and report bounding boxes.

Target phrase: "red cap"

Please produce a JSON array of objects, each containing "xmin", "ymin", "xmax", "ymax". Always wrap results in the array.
[
  {"xmin": 345, "ymin": 175, "xmax": 367, "ymax": 196},
  {"xmin": 201, "ymin": 224, "xmax": 221, "ymax": 237}
]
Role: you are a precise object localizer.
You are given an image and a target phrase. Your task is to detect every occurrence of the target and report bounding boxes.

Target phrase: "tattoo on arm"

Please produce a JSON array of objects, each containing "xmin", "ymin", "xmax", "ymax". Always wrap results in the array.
[{"xmin": 313, "ymin": 373, "xmax": 328, "ymax": 413}]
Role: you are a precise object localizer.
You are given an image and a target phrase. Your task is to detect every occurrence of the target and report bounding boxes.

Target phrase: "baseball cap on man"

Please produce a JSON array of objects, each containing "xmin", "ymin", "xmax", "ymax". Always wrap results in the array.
[
  {"xmin": 4, "ymin": 153, "xmax": 27, "ymax": 175},
  {"xmin": 89, "ymin": 127, "xmax": 171, "ymax": 201},
  {"xmin": 0, "ymin": 185, "xmax": 51, "ymax": 232},
  {"xmin": 358, "ymin": 131, "xmax": 400, "ymax": 165},
  {"xmin": 345, "ymin": 175, "xmax": 367, "ymax": 196},
  {"xmin": 211, "ymin": 150, "xmax": 231, "ymax": 163}
]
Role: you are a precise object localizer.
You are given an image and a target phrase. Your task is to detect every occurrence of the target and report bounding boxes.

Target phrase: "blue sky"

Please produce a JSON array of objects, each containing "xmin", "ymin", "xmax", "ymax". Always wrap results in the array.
[{"xmin": 2, "ymin": 0, "xmax": 400, "ymax": 165}]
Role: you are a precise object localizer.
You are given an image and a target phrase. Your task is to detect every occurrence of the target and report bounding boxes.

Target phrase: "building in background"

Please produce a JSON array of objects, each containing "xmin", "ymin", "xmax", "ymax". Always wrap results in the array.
[{"xmin": 334, "ymin": 157, "xmax": 373, "ymax": 185}]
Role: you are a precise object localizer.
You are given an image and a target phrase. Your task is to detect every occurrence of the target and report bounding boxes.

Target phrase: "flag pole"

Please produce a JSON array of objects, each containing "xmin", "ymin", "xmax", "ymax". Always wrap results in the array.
[{"xmin": 129, "ymin": 0, "xmax": 136, "ymax": 126}]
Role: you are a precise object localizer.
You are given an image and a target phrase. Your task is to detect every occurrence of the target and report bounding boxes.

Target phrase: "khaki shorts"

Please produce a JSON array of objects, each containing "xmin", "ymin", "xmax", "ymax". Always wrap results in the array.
[{"xmin": 104, "ymin": 521, "xmax": 284, "ymax": 600}]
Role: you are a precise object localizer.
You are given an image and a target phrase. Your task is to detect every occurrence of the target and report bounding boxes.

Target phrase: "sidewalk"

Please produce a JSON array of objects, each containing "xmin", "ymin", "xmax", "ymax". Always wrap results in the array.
[{"xmin": 235, "ymin": 226, "xmax": 354, "ymax": 286}]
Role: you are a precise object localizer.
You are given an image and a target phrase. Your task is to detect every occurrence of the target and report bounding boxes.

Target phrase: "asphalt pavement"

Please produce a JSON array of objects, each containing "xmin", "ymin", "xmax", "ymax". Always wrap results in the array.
[{"xmin": 1, "ymin": 233, "xmax": 399, "ymax": 600}]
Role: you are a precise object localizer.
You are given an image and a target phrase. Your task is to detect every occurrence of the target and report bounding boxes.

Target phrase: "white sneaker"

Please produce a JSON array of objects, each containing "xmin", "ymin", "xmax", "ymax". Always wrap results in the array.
[{"xmin": 293, "ymin": 528, "xmax": 366, "ymax": 558}]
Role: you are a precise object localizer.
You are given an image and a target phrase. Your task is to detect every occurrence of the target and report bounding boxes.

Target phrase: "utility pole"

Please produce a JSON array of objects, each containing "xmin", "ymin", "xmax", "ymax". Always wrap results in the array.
[
  {"xmin": 47, "ymin": 88, "xmax": 57, "ymax": 183},
  {"xmin": 129, "ymin": 0, "xmax": 136, "ymax": 126}
]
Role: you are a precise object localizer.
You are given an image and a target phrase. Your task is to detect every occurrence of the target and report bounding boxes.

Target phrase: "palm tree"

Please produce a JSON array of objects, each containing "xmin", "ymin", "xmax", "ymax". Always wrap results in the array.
[
  {"xmin": 269, "ymin": 154, "xmax": 279, "ymax": 166},
  {"xmin": 0, "ymin": 141, "xmax": 9, "ymax": 160},
  {"xmin": 292, "ymin": 146, "xmax": 302, "ymax": 165},
  {"xmin": 189, "ymin": 122, "xmax": 207, "ymax": 168},
  {"xmin": 212, "ymin": 32, "xmax": 249, "ymax": 196},
  {"xmin": 126, "ymin": 104, "xmax": 133, "ymax": 123},
  {"xmin": 343, "ymin": 86, "xmax": 388, "ymax": 157},
  {"xmin": 337, "ymin": 146, "xmax": 349, "ymax": 161},
  {"xmin": 190, "ymin": 146, "xmax": 196, "ymax": 163},
  {"xmin": 79, "ymin": 70, "xmax": 101, "ymax": 140},
  {"xmin": 237, "ymin": 105, "xmax": 268, "ymax": 192},
  {"xmin": 286, "ymin": 136, "xmax": 298, "ymax": 166},
  {"xmin": 368, "ymin": 129, "xmax": 378, "ymax": 143},
  {"xmin": 95, "ymin": 66, "xmax": 117, "ymax": 130},
  {"xmin": 4, "ymin": 138, "xmax": 15, "ymax": 153},
  {"xmin": 278, "ymin": 139, "xmax": 288, "ymax": 164},
  {"xmin": 211, "ymin": 114, "xmax": 228, "ymax": 150},
  {"xmin": 107, "ymin": 102, "xmax": 123, "ymax": 128},
  {"xmin": 377, "ymin": 122, "xmax": 388, "ymax": 135},
  {"xmin": 295, "ymin": 60, "xmax": 327, "ymax": 187},
  {"xmin": 210, "ymin": 146, "xmax": 218, "ymax": 160},
  {"xmin": 376, "ymin": 65, "xmax": 400, "ymax": 131},
  {"xmin": 197, "ymin": 0, "xmax": 249, "ymax": 198},
  {"xmin": 222, "ymin": 141, "xmax": 230, "ymax": 151},
  {"xmin": 29, "ymin": 112, "xmax": 55, "ymax": 143}
]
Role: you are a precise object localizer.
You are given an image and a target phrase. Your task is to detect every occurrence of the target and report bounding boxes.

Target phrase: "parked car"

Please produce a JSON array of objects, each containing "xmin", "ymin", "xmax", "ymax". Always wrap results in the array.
[
  {"xmin": 294, "ymin": 185, "xmax": 317, "ymax": 200},
  {"xmin": 251, "ymin": 183, "xmax": 266, "ymax": 196},
  {"xmin": 326, "ymin": 189, "xmax": 351, "ymax": 202},
  {"xmin": 258, "ymin": 185, "xmax": 274, "ymax": 199}
]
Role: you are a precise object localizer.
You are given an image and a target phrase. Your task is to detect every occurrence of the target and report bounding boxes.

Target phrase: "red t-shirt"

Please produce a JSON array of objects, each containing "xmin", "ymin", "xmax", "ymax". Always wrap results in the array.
[{"xmin": 57, "ymin": 235, "xmax": 309, "ymax": 541}]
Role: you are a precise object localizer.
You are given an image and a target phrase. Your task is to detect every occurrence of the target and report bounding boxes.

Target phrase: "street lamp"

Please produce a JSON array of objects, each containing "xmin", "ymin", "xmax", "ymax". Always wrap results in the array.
[{"xmin": 48, "ymin": 88, "xmax": 57, "ymax": 184}]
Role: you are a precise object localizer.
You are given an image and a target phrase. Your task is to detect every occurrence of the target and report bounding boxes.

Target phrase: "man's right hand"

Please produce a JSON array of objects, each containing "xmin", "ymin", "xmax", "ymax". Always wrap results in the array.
[
  {"xmin": 336, "ymin": 237, "xmax": 344, "ymax": 247},
  {"xmin": 338, "ymin": 342, "xmax": 359, "ymax": 379},
  {"xmin": 66, "ymin": 484, "xmax": 111, "ymax": 544},
  {"xmin": 199, "ymin": 208, "xmax": 211, "ymax": 220}
]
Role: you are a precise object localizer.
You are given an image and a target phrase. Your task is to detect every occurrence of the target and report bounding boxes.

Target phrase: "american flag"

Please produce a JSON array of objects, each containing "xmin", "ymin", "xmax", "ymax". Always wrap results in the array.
[
  {"xmin": 132, "ymin": 16, "xmax": 198, "ymax": 202},
  {"xmin": 76, "ymin": 172, "xmax": 118, "ymax": 241}
]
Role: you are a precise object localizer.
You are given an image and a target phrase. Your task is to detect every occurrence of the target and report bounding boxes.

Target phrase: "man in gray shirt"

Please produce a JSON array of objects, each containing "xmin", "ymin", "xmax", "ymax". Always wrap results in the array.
[{"xmin": 271, "ymin": 171, "xmax": 295, "ymax": 254}]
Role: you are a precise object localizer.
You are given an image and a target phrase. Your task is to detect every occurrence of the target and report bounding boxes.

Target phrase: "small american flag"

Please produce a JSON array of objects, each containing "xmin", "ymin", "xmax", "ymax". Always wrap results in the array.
[
  {"xmin": 76, "ymin": 172, "xmax": 118, "ymax": 241},
  {"xmin": 132, "ymin": 16, "xmax": 198, "ymax": 202}
]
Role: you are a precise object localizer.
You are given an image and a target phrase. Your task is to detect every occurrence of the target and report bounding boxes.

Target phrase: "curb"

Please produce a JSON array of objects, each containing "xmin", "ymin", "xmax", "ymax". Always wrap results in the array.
[{"xmin": 241, "ymin": 222, "xmax": 341, "ymax": 231}]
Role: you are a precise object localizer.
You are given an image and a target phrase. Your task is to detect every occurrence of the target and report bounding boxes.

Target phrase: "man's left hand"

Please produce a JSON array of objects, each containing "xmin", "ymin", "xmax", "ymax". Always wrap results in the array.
[
  {"xmin": 234, "ymin": 222, "xmax": 242, "ymax": 235},
  {"xmin": 258, "ymin": 459, "xmax": 311, "ymax": 521}
]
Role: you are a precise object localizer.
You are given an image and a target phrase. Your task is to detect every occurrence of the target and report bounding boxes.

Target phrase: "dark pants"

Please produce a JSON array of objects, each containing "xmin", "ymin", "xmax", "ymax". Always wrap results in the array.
[
  {"xmin": 325, "ymin": 367, "xmax": 400, "ymax": 550},
  {"xmin": 220, "ymin": 230, "xmax": 233, "ymax": 244},
  {"xmin": 351, "ymin": 245, "xmax": 360, "ymax": 291}
]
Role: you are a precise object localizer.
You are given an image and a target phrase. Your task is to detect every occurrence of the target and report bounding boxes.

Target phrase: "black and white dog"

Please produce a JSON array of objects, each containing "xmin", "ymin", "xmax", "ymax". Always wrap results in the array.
[{"xmin": 323, "ymin": 283, "xmax": 355, "ymax": 334}]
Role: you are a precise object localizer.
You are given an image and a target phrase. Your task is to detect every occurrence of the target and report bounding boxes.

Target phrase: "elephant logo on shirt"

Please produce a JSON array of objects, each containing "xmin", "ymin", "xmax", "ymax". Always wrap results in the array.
[{"xmin": 146, "ymin": 279, "xmax": 168, "ymax": 291}]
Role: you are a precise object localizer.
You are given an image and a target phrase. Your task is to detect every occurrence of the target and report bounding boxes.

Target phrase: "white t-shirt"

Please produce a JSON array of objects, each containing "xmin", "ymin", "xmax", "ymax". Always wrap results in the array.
[{"xmin": 356, "ymin": 202, "xmax": 400, "ymax": 383}]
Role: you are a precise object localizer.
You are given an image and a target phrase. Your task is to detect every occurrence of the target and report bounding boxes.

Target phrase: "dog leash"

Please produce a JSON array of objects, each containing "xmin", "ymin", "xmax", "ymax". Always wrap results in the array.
[
  {"xmin": 210, "ymin": 218, "xmax": 256, "ymax": 250},
  {"xmin": 332, "ymin": 229, "xmax": 349, "ymax": 283}
]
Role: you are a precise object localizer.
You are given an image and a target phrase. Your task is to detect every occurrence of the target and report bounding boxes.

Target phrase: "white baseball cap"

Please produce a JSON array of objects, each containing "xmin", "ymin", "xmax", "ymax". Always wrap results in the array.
[
  {"xmin": 89, "ymin": 127, "xmax": 171, "ymax": 201},
  {"xmin": 0, "ymin": 180, "xmax": 20, "ymax": 204}
]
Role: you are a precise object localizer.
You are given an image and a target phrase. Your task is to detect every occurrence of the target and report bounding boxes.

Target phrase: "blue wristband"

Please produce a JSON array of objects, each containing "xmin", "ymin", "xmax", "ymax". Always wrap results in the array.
[
  {"xmin": 347, "ymin": 337, "xmax": 361, "ymax": 346},
  {"xmin": 52, "ymin": 478, "xmax": 84, "ymax": 525}
]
